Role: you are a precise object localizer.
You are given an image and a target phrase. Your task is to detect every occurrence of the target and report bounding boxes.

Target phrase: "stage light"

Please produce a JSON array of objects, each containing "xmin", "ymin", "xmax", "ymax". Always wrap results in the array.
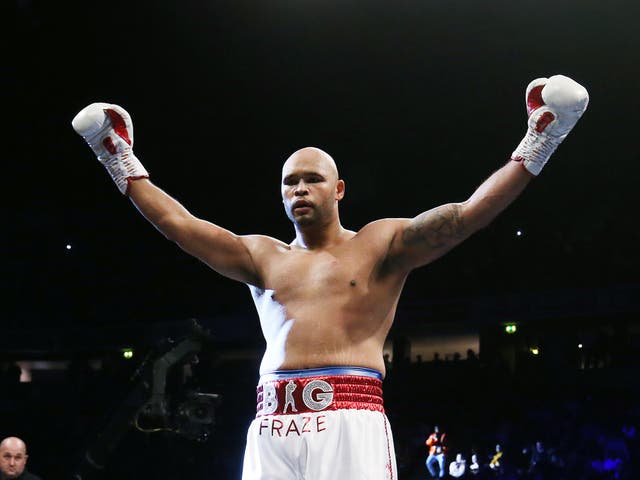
[
  {"xmin": 122, "ymin": 348, "xmax": 134, "ymax": 359},
  {"xmin": 530, "ymin": 347, "xmax": 539, "ymax": 355},
  {"xmin": 504, "ymin": 324, "xmax": 517, "ymax": 334},
  {"xmin": 578, "ymin": 343, "xmax": 583, "ymax": 349}
]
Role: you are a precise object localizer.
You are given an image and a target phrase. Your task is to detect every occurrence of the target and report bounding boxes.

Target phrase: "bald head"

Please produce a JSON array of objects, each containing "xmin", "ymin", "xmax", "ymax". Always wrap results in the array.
[
  {"xmin": 0, "ymin": 438, "xmax": 25, "ymax": 452},
  {"xmin": 282, "ymin": 147, "xmax": 339, "ymax": 182},
  {"xmin": 0, "ymin": 437, "xmax": 28, "ymax": 479}
]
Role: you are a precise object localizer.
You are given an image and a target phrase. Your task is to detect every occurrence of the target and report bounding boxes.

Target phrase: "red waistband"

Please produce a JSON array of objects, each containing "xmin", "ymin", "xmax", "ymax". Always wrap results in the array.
[{"xmin": 256, "ymin": 374, "xmax": 384, "ymax": 417}]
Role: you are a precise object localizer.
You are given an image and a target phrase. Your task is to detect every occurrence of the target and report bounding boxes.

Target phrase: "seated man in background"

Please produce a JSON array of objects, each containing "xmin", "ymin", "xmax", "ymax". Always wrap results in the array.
[
  {"xmin": 0, "ymin": 437, "xmax": 42, "ymax": 480},
  {"xmin": 449, "ymin": 453, "xmax": 466, "ymax": 478}
]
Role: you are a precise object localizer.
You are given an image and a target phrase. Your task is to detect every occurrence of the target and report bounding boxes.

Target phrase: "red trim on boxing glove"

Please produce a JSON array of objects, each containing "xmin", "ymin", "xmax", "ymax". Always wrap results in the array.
[
  {"xmin": 526, "ymin": 85, "xmax": 556, "ymax": 133},
  {"xmin": 105, "ymin": 108, "xmax": 132, "ymax": 146},
  {"xmin": 526, "ymin": 85, "xmax": 545, "ymax": 115}
]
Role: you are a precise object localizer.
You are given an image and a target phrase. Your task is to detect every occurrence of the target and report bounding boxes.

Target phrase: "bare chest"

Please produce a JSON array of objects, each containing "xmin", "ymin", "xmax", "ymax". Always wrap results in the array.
[{"xmin": 267, "ymin": 249, "xmax": 373, "ymax": 300}]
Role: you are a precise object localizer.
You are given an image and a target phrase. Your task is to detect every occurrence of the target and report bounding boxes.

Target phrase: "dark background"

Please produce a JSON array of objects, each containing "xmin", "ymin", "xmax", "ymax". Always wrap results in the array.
[
  {"xmin": 3, "ymin": 1, "xmax": 640, "ymax": 479},
  {"xmin": 6, "ymin": 0, "xmax": 640, "ymax": 329}
]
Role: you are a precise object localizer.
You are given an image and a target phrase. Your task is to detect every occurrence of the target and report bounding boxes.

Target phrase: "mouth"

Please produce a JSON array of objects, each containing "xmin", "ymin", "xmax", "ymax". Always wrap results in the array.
[{"xmin": 292, "ymin": 200, "xmax": 312, "ymax": 213}]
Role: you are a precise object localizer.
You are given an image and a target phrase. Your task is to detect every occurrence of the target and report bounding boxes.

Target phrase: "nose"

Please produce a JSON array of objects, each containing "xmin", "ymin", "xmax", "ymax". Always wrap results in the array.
[{"xmin": 294, "ymin": 180, "xmax": 308, "ymax": 196}]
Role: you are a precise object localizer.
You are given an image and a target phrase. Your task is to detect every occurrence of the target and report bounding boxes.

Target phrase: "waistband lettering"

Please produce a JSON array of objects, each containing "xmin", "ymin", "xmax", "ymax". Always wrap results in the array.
[
  {"xmin": 256, "ymin": 373, "xmax": 384, "ymax": 417},
  {"xmin": 302, "ymin": 379, "xmax": 334, "ymax": 411}
]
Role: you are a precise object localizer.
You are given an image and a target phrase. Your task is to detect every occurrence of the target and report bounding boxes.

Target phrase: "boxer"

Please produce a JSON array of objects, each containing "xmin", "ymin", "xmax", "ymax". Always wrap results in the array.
[{"xmin": 72, "ymin": 74, "xmax": 588, "ymax": 479}]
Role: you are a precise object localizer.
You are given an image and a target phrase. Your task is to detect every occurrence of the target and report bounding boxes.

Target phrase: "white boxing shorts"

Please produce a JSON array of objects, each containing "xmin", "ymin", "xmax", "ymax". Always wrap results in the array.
[{"xmin": 242, "ymin": 366, "xmax": 397, "ymax": 480}]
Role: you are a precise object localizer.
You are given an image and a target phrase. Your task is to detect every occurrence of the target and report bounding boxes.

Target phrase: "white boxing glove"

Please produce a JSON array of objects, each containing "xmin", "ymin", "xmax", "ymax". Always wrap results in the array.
[
  {"xmin": 511, "ymin": 75, "xmax": 589, "ymax": 176},
  {"xmin": 72, "ymin": 103, "xmax": 149, "ymax": 194}
]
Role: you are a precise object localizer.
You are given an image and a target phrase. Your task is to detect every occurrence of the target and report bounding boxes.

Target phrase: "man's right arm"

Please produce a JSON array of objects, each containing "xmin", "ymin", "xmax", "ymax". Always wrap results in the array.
[
  {"xmin": 71, "ymin": 103, "xmax": 261, "ymax": 286},
  {"xmin": 127, "ymin": 179, "xmax": 261, "ymax": 285}
]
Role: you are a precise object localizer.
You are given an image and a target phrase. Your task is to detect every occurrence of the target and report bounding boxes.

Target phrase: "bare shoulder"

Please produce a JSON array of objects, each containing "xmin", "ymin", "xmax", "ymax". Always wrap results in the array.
[
  {"xmin": 242, "ymin": 234, "xmax": 291, "ymax": 255},
  {"xmin": 356, "ymin": 218, "xmax": 409, "ymax": 238},
  {"xmin": 347, "ymin": 218, "xmax": 416, "ymax": 278},
  {"xmin": 232, "ymin": 234, "xmax": 290, "ymax": 288},
  {"xmin": 354, "ymin": 218, "xmax": 412, "ymax": 256},
  {"xmin": 348, "ymin": 206, "xmax": 468, "ymax": 273}
]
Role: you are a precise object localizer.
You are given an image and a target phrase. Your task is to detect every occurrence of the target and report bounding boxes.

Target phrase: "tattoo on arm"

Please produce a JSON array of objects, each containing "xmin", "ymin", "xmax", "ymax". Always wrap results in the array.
[{"xmin": 402, "ymin": 204, "xmax": 466, "ymax": 249}]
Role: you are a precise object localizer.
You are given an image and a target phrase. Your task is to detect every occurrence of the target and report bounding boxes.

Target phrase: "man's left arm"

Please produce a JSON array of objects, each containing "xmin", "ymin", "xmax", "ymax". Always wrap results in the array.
[{"xmin": 388, "ymin": 74, "xmax": 589, "ymax": 270}]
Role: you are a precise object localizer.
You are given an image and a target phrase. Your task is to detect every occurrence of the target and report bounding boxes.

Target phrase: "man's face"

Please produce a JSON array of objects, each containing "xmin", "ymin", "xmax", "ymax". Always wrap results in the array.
[
  {"xmin": 0, "ymin": 442, "xmax": 27, "ymax": 479},
  {"xmin": 281, "ymin": 149, "xmax": 343, "ymax": 227}
]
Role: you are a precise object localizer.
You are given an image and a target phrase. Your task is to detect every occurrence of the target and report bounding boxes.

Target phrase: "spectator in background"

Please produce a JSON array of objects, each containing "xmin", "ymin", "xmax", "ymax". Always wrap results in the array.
[
  {"xmin": 426, "ymin": 425, "xmax": 447, "ymax": 478},
  {"xmin": 524, "ymin": 440, "xmax": 551, "ymax": 480},
  {"xmin": 449, "ymin": 453, "xmax": 466, "ymax": 478},
  {"xmin": 0, "ymin": 437, "xmax": 42, "ymax": 480},
  {"xmin": 488, "ymin": 443, "xmax": 504, "ymax": 475},
  {"xmin": 469, "ymin": 453, "xmax": 480, "ymax": 476}
]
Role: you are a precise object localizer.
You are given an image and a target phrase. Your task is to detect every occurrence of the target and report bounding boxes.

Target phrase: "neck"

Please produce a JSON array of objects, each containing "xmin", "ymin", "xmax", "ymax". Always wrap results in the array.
[{"xmin": 292, "ymin": 217, "xmax": 346, "ymax": 250}]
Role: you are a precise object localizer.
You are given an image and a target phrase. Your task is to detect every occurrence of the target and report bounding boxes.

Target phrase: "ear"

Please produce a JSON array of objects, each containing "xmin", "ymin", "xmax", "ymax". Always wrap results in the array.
[{"xmin": 335, "ymin": 179, "xmax": 345, "ymax": 201}]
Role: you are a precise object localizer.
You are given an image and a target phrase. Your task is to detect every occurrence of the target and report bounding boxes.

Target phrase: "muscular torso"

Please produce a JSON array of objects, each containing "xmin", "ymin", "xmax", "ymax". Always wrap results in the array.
[
  {"xmin": 129, "ymin": 161, "xmax": 521, "ymax": 376},
  {"xmin": 248, "ymin": 220, "xmax": 409, "ymax": 377}
]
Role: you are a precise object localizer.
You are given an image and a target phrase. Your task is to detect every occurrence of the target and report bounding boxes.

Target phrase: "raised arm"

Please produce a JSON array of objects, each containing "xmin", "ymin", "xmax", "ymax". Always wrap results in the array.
[
  {"xmin": 388, "ymin": 74, "xmax": 589, "ymax": 271},
  {"xmin": 71, "ymin": 103, "xmax": 261, "ymax": 285},
  {"xmin": 393, "ymin": 161, "xmax": 530, "ymax": 269}
]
